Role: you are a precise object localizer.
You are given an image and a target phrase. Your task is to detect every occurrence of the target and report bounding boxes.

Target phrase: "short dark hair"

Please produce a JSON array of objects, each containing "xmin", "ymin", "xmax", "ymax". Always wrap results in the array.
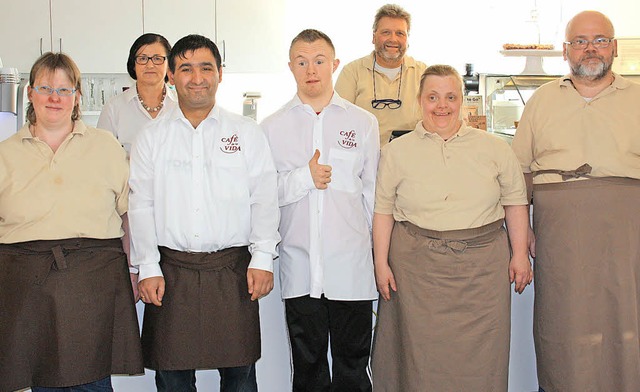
[
  {"xmin": 169, "ymin": 34, "xmax": 222, "ymax": 73},
  {"xmin": 27, "ymin": 52, "xmax": 82, "ymax": 125},
  {"xmin": 290, "ymin": 29, "xmax": 335, "ymax": 56},
  {"xmin": 127, "ymin": 33, "xmax": 172, "ymax": 81}
]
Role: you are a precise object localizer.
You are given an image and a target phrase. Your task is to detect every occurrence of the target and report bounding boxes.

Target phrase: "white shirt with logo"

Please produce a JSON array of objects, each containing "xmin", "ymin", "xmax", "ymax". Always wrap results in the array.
[
  {"xmin": 261, "ymin": 93, "xmax": 379, "ymax": 301},
  {"xmin": 129, "ymin": 105, "xmax": 281, "ymax": 281}
]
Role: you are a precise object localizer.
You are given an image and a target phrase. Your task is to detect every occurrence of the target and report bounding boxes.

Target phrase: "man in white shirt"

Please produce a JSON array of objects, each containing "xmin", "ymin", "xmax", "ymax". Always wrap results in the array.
[
  {"xmin": 261, "ymin": 29, "xmax": 379, "ymax": 392},
  {"xmin": 128, "ymin": 34, "xmax": 280, "ymax": 392}
]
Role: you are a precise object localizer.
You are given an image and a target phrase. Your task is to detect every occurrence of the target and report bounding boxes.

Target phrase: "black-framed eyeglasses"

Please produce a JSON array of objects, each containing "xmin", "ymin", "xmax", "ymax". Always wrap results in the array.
[
  {"xmin": 135, "ymin": 55, "xmax": 167, "ymax": 65},
  {"xmin": 372, "ymin": 99, "xmax": 402, "ymax": 109},
  {"xmin": 371, "ymin": 54, "xmax": 403, "ymax": 110},
  {"xmin": 32, "ymin": 85, "xmax": 76, "ymax": 96},
  {"xmin": 564, "ymin": 37, "xmax": 615, "ymax": 50}
]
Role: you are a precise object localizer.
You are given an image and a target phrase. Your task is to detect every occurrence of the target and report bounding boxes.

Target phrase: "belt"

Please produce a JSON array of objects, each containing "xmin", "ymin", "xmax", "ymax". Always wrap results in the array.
[{"xmin": 532, "ymin": 163, "xmax": 592, "ymax": 181}]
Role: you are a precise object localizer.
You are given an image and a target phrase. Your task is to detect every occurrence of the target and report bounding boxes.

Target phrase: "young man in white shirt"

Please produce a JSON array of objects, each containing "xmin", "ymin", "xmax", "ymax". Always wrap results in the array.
[
  {"xmin": 128, "ymin": 34, "xmax": 280, "ymax": 392},
  {"xmin": 261, "ymin": 29, "xmax": 379, "ymax": 392}
]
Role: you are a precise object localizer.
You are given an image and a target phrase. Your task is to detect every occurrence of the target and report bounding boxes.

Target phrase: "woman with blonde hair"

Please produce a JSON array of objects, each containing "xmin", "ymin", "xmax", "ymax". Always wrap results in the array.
[{"xmin": 371, "ymin": 64, "xmax": 532, "ymax": 391}]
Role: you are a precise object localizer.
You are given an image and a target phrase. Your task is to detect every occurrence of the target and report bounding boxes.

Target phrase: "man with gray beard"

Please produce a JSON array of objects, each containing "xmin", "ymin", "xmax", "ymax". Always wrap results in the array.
[{"xmin": 512, "ymin": 10, "xmax": 640, "ymax": 392}]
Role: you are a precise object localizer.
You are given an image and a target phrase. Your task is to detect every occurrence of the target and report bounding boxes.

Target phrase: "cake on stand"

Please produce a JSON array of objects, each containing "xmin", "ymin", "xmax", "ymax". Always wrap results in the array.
[{"xmin": 500, "ymin": 49, "xmax": 563, "ymax": 75}]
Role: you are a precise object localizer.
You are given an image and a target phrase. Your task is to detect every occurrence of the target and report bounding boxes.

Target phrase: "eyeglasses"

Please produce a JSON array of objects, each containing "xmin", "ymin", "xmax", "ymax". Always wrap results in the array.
[
  {"xmin": 32, "ymin": 85, "xmax": 76, "ymax": 96},
  {"xmin": 371, "ymin": 54, "xmax": 403, "ymax": 110},
  {"xmin": 564, "ymin": 37, "xmax": 615, "ymax": 50},
  {"xmin": 371, "ymin": 99, "xmax": 402, "ymax": 109},
  {"xmin": 135, "ymin": 55, "xmax": 167, "ymax": 65}
]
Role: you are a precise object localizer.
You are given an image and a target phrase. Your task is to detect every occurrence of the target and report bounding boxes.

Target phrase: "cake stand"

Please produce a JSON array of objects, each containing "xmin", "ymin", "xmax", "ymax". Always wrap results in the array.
[{"xmin": 500, "ymin": 49, "xmax": 563, "ymax": 74}]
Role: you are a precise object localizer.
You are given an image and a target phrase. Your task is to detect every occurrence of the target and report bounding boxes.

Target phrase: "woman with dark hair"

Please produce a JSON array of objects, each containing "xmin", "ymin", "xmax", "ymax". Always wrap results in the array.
[
  {"xmin": 0, "ymin": 52, "xmax": 143, "ymax": 391},
  {"xmin": 98, "ymin": 33, "xmax": 177, "ymax": 154}
]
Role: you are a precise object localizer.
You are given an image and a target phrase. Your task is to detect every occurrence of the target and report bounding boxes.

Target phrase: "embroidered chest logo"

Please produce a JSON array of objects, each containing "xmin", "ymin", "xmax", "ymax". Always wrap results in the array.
[
  {"xmin": 220, "ymin": 133, "xmax": 241, "ymax": 154},
  {"xmin": 338, "ymin": 129, "xmax": 357, "ymax": 149}
]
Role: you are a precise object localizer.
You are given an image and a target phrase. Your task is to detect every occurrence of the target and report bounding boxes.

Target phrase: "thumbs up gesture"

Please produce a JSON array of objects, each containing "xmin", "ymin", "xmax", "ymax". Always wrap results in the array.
[{"xmin": 308, "ymin": 149, "xmax": 332, "ymax": 190}]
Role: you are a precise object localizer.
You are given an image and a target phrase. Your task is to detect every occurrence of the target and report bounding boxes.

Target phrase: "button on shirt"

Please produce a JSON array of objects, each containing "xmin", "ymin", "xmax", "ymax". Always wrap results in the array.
[
  {"xmin": 261, "ymin": 93, "xmax": 379, "ymax": 300},
  {"xmin": 129, "ymin": 105, "xmax": 280, "ymax": 281}
]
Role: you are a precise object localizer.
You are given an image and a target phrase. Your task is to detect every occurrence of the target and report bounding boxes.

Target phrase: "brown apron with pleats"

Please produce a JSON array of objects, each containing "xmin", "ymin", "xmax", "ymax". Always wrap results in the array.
[
  {"xmin": 141, "ymin": 246, "xmax": 261, "ymax": 370},
  {"xmin": 533, "ymin": 177, "xmax": 640, "ymax": 392},
  {"xmin": 372, "ymin": 220, "xmax": 511, "ymax": 392},
  {"xmin": 0, "ymin": 238, "xmax": 144, "ymax": 391}
]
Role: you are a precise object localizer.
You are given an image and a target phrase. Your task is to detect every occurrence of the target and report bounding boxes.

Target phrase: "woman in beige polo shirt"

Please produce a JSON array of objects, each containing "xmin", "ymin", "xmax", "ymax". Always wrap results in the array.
[
  {"xmin": 370, "ymin": 65, "xmax": 532, "ymax": 392},
  {"xmin": 0, "ymin": 53, "xmax": 143, "ymax": 391}
]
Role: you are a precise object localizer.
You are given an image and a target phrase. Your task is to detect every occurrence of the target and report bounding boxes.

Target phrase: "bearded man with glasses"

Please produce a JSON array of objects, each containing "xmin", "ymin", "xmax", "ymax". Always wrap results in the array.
[
  {"xmin": 335, "ymin": 4, "xmax": 426, "ymax": 146},
  {"xmin": 512, "ymin": 10, "xmax": 640, "ymax": 392}
]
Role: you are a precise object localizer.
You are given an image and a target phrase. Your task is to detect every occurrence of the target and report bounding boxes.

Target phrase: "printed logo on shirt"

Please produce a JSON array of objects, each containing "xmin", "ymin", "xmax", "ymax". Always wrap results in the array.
[
  {"xmin": 338, "ymin": 129, "xmax": 357, "ymax": 149},
  {"xmin": 220, "ymin": 133, "xmax": 241, "ymax": 154}
]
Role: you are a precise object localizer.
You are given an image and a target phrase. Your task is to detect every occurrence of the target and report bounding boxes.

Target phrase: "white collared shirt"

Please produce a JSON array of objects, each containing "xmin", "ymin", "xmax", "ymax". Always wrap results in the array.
[
  {"xmin": 129, "ymin": 105, "xmax": 280, "ymax": 281},
  {"xmin": 261, "ymin": 93, "xmax": 379, "ymax": 300},
  {"xmin": 97, "ymin": 83, "xmax": 178, "ymax": 152}
]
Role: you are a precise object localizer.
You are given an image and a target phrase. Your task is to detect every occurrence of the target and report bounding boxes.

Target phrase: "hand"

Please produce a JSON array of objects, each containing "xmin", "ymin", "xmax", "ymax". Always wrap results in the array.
[
  {"xmin": 375, "ymin": 262, "xmax": 397, "ymax": 301},
  {"xmin": 130, "ymin": 273, "xmax": 141, "ymax": 302},
  {"xmin": 138, "ymin": 276, "xmax": 165, "ymax": 306},
  {"xmin": 308, "ymin": 149, "xmax": 332, "ymax": 190},
  {"xmin": 247, "ymin": 268, "xmax": 274, "ymax": 301},
  {"xmin": 527, "ymin": 226, "xmax": 536, "ymax": 258},
  {"xmin": 509, "ymin": 253, "xmax": 533, "ymax": 294}
]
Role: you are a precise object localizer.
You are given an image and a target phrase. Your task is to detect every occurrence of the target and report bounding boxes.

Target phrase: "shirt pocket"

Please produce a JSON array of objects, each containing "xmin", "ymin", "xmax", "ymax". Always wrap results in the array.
[
  {"xmin": 213, "ymin": 154, "xmax": 249, "ymax": 201},
  {"xmin": 328, "ymin": 148, "xmax": 359, "ymax": 193}
]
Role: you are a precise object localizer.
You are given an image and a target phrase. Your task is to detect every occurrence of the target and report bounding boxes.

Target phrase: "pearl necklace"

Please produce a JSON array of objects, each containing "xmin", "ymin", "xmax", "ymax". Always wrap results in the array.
[{"xmin": 137, "ymin": 85, "xmax": 166, "ymax": 113}]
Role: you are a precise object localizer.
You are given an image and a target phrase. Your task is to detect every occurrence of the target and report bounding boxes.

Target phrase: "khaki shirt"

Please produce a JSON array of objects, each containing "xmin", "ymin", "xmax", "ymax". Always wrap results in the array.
[
  {"xmin": 335, "ymin": 52, "xmax": 427, "ymax": 147},
  {"xmin": 375, "ymin": 122, "xmax": 527, "ymax": 231},
  {"xmin": 512, "ymin": 74, "xmax": 640, "ymax": 184},
  {"xmin": 0, "ymin": 121, "xmax": 129, "ymax": 243}
]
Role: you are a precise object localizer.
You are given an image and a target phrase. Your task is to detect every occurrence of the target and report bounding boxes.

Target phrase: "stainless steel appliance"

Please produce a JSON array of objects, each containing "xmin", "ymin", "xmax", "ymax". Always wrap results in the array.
[
  {"xmin": 0, "ymin": 66, "xmax": 27, "ymax": 142},
  {"xmin": 477, "ymin": 74, "xmax": 560, "ymax": 142}
]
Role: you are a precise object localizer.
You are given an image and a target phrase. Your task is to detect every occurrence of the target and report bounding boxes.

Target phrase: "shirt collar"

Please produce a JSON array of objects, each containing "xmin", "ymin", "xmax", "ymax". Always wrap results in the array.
[
  {"xmin": 560, "ymin": 72, "xmax": 631, "ymax": 91},
  {"xmin": 20, "ymin": 120, "xmax": 86, "ymax": 140},
  {"xmin": 415, "ymin": 120, "xmax": 469, "ymax": 140},
  {"xmin": 363, "ymin": 51, "xmax": 418, "ymax": 71},
  {"xmin": 285, "ymin": 91, "xmax": 348, "ymax": 113},
  {"xmin": 126, "ymin": 83, "xmax": 178, "ymax": 103},
  {"xmin": 167, "ymin": 103, "xmax": 220, "ymax": 125}
]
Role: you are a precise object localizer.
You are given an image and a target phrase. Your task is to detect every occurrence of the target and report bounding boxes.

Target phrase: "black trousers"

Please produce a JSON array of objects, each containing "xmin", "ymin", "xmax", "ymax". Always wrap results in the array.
[{"xmin": 285, "ymin": 295, "xmax": 373, "ymax": 392}]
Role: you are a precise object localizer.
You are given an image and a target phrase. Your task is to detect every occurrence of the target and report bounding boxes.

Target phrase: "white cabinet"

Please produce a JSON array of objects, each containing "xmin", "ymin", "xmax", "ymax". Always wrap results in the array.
[
  {"xmin": 0, "ymin": 0, "xmax": 51, "ymax": 73},
  {"xmin": 143, "ymin": 0, "xmax": 216, "ymax": 49},
  {"xmin": 216, "ymin": 0, "xmax": 288, "ymax": 73},
  {"xmin": 0, "ymin": 0, "xmax": 289, "ymax": 75},
  {"xmin": 0, "ymin": 0, "xmax": 142, "ymax": 74},
  {"xmin": 51, "ymin": 0, "xmax": 142, "ymax": 73}
]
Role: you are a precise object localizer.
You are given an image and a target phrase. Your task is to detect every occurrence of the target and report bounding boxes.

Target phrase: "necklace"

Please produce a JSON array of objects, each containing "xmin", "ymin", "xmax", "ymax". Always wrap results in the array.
[{"xmin": 137, "ymin": 85, "xmax": 166, "ymax": 113}]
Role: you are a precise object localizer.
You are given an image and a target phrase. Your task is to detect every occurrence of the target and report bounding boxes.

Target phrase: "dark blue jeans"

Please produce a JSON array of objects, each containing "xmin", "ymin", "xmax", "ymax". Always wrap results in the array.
[
  {"xmin": 155, "ymin": 364, "xmax": 257, "ymax": 392},
  {"xmin": 31, "ymin": 376, "xmax": 112, "ymax": 392}
]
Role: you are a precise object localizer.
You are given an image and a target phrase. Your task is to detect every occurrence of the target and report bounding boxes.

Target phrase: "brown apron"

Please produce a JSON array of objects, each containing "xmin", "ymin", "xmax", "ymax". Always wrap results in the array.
[
  {"xmin": 372, "ymin": 220, "xmax": 511, "ymax": 392},
  {"xmin": 141, "ymin": 246, "xmax": 261, "ymax": 370},
  {"xmin": 0, "ymin": 238, "xmax": 144, "ymax": 391},
  {"xmin": 533, "ymin": 177, "xmax": 640, "ymax": 392}
]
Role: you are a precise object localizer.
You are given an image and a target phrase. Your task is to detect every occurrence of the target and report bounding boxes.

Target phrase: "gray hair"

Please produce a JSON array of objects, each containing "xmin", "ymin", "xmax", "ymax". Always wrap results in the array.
[{"xmin": 373, "ymin": 4, "xmax": 411, "ymax": 32}]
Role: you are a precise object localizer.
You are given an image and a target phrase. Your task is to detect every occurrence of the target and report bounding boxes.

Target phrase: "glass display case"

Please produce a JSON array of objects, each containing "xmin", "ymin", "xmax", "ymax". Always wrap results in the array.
[{"xmin": 477, "ymin": 74, "xmax": 560, "ymax": 141}]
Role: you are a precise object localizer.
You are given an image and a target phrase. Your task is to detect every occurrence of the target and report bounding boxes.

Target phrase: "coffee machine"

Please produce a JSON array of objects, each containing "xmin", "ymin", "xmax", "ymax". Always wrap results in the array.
[{"xmin": 0, "ymin": 63, "xmax": 27, "ymax": 142}]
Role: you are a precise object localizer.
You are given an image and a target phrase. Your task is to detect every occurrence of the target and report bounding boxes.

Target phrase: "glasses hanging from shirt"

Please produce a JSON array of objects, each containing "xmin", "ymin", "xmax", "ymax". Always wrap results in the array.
[{"xmin": 371, "ymin": 54, "xmax": 403, "ymax": 110}]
